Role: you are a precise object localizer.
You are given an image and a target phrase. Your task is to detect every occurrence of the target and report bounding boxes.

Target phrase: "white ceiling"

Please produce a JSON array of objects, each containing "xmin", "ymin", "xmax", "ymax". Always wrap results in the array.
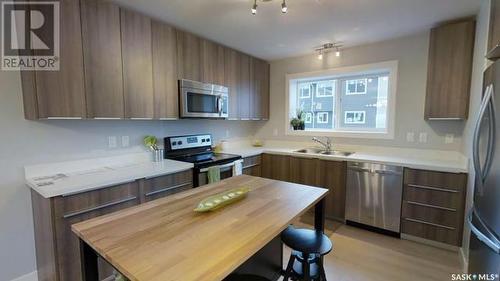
[{"xmin": 112, "ymin": 0, "xmax": 480, "ymax": 61}]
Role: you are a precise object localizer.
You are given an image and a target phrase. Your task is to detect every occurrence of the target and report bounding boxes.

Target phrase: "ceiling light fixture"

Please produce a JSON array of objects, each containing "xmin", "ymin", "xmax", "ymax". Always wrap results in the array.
[
  {"xmin": 251, "ymin": 0, "xmax": 258, "ymax": 15},
  {"xmin": 250, "ymin": 0, "xmax": 288, "ymax": 16},
  {"xmin": 315, "ymin": 43, "xmax": 343, "ymax": 60},
  {"xmin": 281, "ymin": 0, "xmax": 288, "ymax": 13},
  {"xmin": 317, "ymin": 50, "xmax": 323, "ymax": 60}
]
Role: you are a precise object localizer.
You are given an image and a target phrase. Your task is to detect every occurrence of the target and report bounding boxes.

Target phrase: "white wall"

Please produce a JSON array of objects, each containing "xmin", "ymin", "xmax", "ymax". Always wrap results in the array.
[
  {"xmin": 0, "ymin": 70, "xmax": 259, "ymax": 281},
  {"xmin": 255, "ymin": 31, "xmax": 466, "ymax": 151},
  {"xmin": 460, "ymin": 0, "xmax": 491, "ymax": 265}
]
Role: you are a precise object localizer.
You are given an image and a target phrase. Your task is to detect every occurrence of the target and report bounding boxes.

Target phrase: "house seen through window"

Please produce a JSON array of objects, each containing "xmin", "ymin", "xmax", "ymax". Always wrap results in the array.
[{"xmin": 287, "ymin": 61, "xmax": 397, "ymax": 138}]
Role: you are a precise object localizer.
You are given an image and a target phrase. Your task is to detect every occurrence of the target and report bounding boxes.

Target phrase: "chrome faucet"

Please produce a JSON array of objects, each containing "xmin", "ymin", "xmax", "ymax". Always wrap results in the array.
[{"xmin": 312, "ymin": 137, "xmax": 332, "ymax": 152}]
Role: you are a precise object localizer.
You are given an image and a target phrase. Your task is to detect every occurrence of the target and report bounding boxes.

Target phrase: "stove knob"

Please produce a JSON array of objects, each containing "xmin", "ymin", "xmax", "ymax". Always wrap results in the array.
[
  {"xmin": 178, "ymin": 141, "xmax": 183, "ymax": 145},
  {"xmin": 201, "ymin": 139, "xmax": 205, "ymax": 142},
  {"xmin": 172, "ymin": 141, "xmax": 177, "ymax": 146}
]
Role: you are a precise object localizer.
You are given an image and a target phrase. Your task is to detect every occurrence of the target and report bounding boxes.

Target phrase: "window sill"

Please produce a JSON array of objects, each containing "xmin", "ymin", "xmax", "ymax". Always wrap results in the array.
[{"xmin": 285, "ymin": 129, "xmax": 395, "ymax": 140}]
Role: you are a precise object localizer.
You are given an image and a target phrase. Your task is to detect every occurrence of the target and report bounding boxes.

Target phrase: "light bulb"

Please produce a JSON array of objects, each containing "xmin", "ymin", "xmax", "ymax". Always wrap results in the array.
[
  {"xmin": 335, "ymin": 50, "xmax": 341, "ymax": 57},
  {"xmin": 318, "ymin": 52, "xmax": 323, "ymax": 60},
  {"xmin": 281, "ymin": 0, "xmax": 288, "ymax": 13},
  {"xmin": 251, "ymin": 1, "xmax": 257, "ymax": 15}
]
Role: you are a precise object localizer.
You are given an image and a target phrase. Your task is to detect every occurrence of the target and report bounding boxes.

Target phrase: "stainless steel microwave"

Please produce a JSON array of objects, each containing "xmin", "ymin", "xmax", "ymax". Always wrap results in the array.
[{"xmin": 179, "ymin": 79, "xmax": 228, "ymax": 118}]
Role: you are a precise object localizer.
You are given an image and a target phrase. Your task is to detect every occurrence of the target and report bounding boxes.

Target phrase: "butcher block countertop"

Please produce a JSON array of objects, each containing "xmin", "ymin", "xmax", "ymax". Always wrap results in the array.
[{"xmin": 72, "ymin": 175, "xmax": 328, "ymax": 281}]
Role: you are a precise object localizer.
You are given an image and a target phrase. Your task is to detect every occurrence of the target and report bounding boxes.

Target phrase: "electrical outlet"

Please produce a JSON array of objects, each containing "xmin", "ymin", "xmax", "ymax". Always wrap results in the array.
[
  {"xmin": 419, "ymin": 132, "xmax": 428, "ymax": 143},
  {"xmin": 273, "ymin": 128, "xmax": 278, "ymax": 136},
  {"xmin": 121, "ymin": 136, "xmax": 130, "ymax": 147},
  {"xmin": 406, "ymin": 132, "xmax": 415, "ymax": 142},
  {"xmin": 108, "ymin": 136, "xmax": 117, "ymax": 148},
  {"xmin": 445, "ymin": 134, "xmax": 454, "ymax": 144}
]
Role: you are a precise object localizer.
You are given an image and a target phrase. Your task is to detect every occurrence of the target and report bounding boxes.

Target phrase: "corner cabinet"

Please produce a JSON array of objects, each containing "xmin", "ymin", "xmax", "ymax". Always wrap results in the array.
[
  {"xmin": 20, "ymin": 0, "xmax": 270, "ymax": 120},
  {"xmin": 424, "ymin": 19, "xmax": 475, "ymax": 120}
]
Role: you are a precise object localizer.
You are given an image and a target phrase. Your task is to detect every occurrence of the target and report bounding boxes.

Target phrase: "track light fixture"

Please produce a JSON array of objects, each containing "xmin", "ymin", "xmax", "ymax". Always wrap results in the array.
[
  {"xmin": 281, "ymin": 0, "xmax": 288, "ymax": 13},
  {"xmin": 251, "ymin": 0, "xmax": 257, "ymax": 15},
  {"xmin": 315, "ymin": 43, "xmax": 343, "ymax": 60},
  {"xmin": 250, "ymin": 0, "xmax": 288, "ymax": 15}
]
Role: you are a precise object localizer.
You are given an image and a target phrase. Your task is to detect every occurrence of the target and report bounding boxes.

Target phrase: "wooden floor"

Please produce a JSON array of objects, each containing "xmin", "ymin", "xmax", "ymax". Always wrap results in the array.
[{"xmin": 280, "ymin": 216, "xmax": 464, "ymax": 281}]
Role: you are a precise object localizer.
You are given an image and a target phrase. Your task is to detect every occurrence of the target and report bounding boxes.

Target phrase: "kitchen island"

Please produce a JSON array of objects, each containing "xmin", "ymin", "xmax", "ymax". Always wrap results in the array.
[{"xmin": 72, "ymin": 175, "xmax": 328, "ymax": 281}]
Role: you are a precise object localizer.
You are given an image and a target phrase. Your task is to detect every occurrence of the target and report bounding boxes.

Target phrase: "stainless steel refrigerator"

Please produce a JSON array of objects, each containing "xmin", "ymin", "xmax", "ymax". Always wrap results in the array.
[{"xmin": 468, "ymin": 60, "xmax": 500, "ymax": 274}]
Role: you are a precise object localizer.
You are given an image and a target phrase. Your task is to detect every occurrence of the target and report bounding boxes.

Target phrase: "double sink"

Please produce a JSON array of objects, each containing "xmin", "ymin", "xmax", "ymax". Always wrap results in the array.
[{"xmin": 294, "ymin": 148, "xmax": 354, "ymax": 157}]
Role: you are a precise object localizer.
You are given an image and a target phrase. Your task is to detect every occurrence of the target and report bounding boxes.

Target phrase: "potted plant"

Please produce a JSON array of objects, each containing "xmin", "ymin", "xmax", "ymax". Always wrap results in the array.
[{"xmin": 290, "ymin": 110, "xmax": 305, "ymax": 130}]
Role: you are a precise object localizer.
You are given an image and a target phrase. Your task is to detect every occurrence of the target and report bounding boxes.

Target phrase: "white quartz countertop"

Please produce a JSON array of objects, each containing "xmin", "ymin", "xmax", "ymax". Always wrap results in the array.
[
  {"xmin": 223, "ymin": 140, "xmax": 469, "ymax": 174},
  {"xmin": 25, "ymin": 153, "xmax": 194, "ymax": 198}
]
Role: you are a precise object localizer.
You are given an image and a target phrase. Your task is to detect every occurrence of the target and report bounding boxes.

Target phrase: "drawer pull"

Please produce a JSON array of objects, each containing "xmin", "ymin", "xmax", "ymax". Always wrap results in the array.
[
  {"xmin": 407, "ymin": 184, "xmax": 459, "ymax": 193},
  {"xmin": 406, "ymin": 201, "xmax": 457, "ymax": 212},
  {"xmin": 242, "ymin": 163, "xmax": 260, "ymax": 169},
  {"xmin": 144, "ymin": 182, "xmax": 192, "ymax": 197},
  {"xmin": 63, "ymin": 196, "xmax": 137, "ymax": 219},
  {"xmin": 404, "ymin": 218, "xmax": 456, "ymax": 230}
]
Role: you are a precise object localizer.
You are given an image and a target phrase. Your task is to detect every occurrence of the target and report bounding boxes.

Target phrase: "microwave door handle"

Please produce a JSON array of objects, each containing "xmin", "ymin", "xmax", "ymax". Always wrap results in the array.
[
  {"xmin": 218, "ymin": 96, "xmax": 223, "ymax": 116},
  {"xmin": 483, "ymin": 87, "xmax": 496, "ymax": 181},
  {"xmin": 473, "ymin": 85, "xmax": 493, "ymax": 185}
]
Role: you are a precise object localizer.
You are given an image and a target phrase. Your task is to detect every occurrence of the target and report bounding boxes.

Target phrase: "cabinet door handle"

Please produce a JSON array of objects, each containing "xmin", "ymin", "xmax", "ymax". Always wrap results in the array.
[
  {"xmin": 404, "ymin": 218, "xmax": 456, "ymax": 230},
  {"xmin": 144, "ymin": 182, "xmax": 192, "ymax": 197},
  {"xmin": 63, "ymin": 196, "xmax": 137, "ymax": 219},
  {"xmin": 406, "ymin": 200, "xmax": 457, "ymax": 212},
  {"xmin": 242, "ymin": 163, "xmax": 259, "ymax": 169},
  {"xmin": 407, "ymin": 184, "xmax": 459, "ymax": 193}
]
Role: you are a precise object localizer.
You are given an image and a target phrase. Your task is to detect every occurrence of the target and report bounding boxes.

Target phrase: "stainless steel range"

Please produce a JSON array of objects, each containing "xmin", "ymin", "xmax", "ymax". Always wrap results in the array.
[{"xmin": 164, "ymin": 134, "xmax": 242, "ymax": 187}]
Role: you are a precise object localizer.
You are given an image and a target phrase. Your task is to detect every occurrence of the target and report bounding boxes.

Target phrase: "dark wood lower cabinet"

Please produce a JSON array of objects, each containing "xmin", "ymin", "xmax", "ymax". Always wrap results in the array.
[
  {"xmin": 401, "ymin": 168, "xmax": 467, "ymax": 246},
  {"xmin": 31, "ymin": 170, "xmax": 193, "ymax": 281},
  {"xmin": 242, "ymin": 155, "xmax": 262, "ymax": 177},
  {"xmin": 261, "ymin": 154, "xmax": 346, "ymax": 221}
]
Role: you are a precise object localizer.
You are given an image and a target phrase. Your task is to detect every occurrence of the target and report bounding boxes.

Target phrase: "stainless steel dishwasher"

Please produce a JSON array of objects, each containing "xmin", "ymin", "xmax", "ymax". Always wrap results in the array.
[{"xmin": 345, "ymin": 162, "xmax": 403, "ymax": 233}]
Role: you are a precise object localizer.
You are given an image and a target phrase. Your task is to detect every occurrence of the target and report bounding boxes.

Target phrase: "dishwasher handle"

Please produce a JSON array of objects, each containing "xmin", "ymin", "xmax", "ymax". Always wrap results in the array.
[{"xmin": 348, "ymin": 166, "xmax": 402, "ymax": 176}]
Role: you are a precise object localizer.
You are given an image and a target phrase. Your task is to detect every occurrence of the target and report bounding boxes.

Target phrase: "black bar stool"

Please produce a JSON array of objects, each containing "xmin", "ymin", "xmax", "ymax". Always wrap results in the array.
[{"xmin": 281, "ymin": 225, "xmax": 333, "ymax": 281}]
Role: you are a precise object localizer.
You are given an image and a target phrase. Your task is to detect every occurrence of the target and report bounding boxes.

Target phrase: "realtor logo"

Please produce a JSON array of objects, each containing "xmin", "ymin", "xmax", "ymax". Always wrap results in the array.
[{"xmin": 1, "ymin": 1, "xmax": 59, "ymax": 70}]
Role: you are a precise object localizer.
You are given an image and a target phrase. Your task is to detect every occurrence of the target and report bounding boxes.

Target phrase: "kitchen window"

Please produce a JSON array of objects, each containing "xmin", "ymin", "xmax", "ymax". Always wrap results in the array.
[{"xmin": 286, "ymin": 61, "xmax": 398, "ymax": 139}]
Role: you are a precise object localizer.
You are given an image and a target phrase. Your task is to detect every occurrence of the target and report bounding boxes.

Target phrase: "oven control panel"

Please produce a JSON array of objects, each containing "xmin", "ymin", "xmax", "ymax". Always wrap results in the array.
[{"xmin": 166, "ymin": 134, "xmax": 212, "ymax": 151}]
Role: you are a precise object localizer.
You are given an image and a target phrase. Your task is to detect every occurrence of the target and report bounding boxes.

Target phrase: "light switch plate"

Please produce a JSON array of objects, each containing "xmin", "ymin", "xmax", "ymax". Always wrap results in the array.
[
  {"xmin": 406, "ymin": 132, "xmax": 415, "ymax": 142},
  {"xmin": 445, "ymin": 134, "xmax": 454, "ymax": 144},
  {"xmin": 419, "ymin": 132, "xmax": 428, "ymax": 143},
  {"xmin": 108, "ymin": 136, "xmax": 117, "ymax": 148},
  {"xmin": 121, "ymin": 136, "xmax": 130, "ymax": 147}
]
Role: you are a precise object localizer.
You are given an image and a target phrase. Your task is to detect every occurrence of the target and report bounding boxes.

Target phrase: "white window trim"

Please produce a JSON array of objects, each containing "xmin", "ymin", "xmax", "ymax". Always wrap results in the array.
[
  {"xmin": 285, "ymin": 60, "xmax": 398, "ymax": 140},
  {"xmin": 317, "ymin": 112, "xmax": 329, "ymax": 124},
  {"xmin": 345, "ymin": 79, "xmax": 367, "ymax": 95},
  {"xmin": 316, "ymin": 81, "xmax": 334, "ymax": 97},
  {"xmin": 344, "ymin": 111, "xmax": 366, "ymax": 124}
]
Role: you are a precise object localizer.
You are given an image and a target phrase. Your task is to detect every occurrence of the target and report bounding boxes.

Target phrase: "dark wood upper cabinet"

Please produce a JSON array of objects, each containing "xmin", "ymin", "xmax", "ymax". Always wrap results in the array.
[
  {"xmin": 424, "ymin": 19, "xmax": 475, "ymax": 120},
  {"xmin": 120, "ymin": 9, "xmax": 154, "ymax": 119},
  {"xmin": 200, "ymin": 39, "xmax": 225, "ymax": 85},
  {"xmin": 81, "ymin": 0, "xmax": 124, "ymax": 118},
  {"xmin": 176, "ymin": 30, "xmax": 202, "ymax": 81},
  {"xmin": 487, "ymin": 0, "xmax": 500, "ymax": 59},
  {"xmin": 22, "ymin": 0, "xmax": 86, "ymax": 119},
  {"xmin": 238, "ymin": 52, "xmax": 251, "ymax": 119},
  {"xmin": 152, "ymin": 21, "xmax": 179, "ymax": 119},
  {"xmin": 20, "ymin": 0, "xmax": 269, "ymax": 121},
  {"xmin": 250, "ymin": 58, "xmax": 270, "ymax": 120},
  {"xmin": 224, "ymin": 48, "xmax": 239, "ymax": 119}
]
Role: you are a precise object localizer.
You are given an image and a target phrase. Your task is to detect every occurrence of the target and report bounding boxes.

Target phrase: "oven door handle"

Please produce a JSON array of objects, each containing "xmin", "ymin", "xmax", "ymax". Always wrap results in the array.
[
  {"xmin": 199, "ymin": 161, "xmax": 236, "ymax": 173},
  {"xmin": 217, "ymin": 96, "xmax": 223, "ymax": 116}
]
